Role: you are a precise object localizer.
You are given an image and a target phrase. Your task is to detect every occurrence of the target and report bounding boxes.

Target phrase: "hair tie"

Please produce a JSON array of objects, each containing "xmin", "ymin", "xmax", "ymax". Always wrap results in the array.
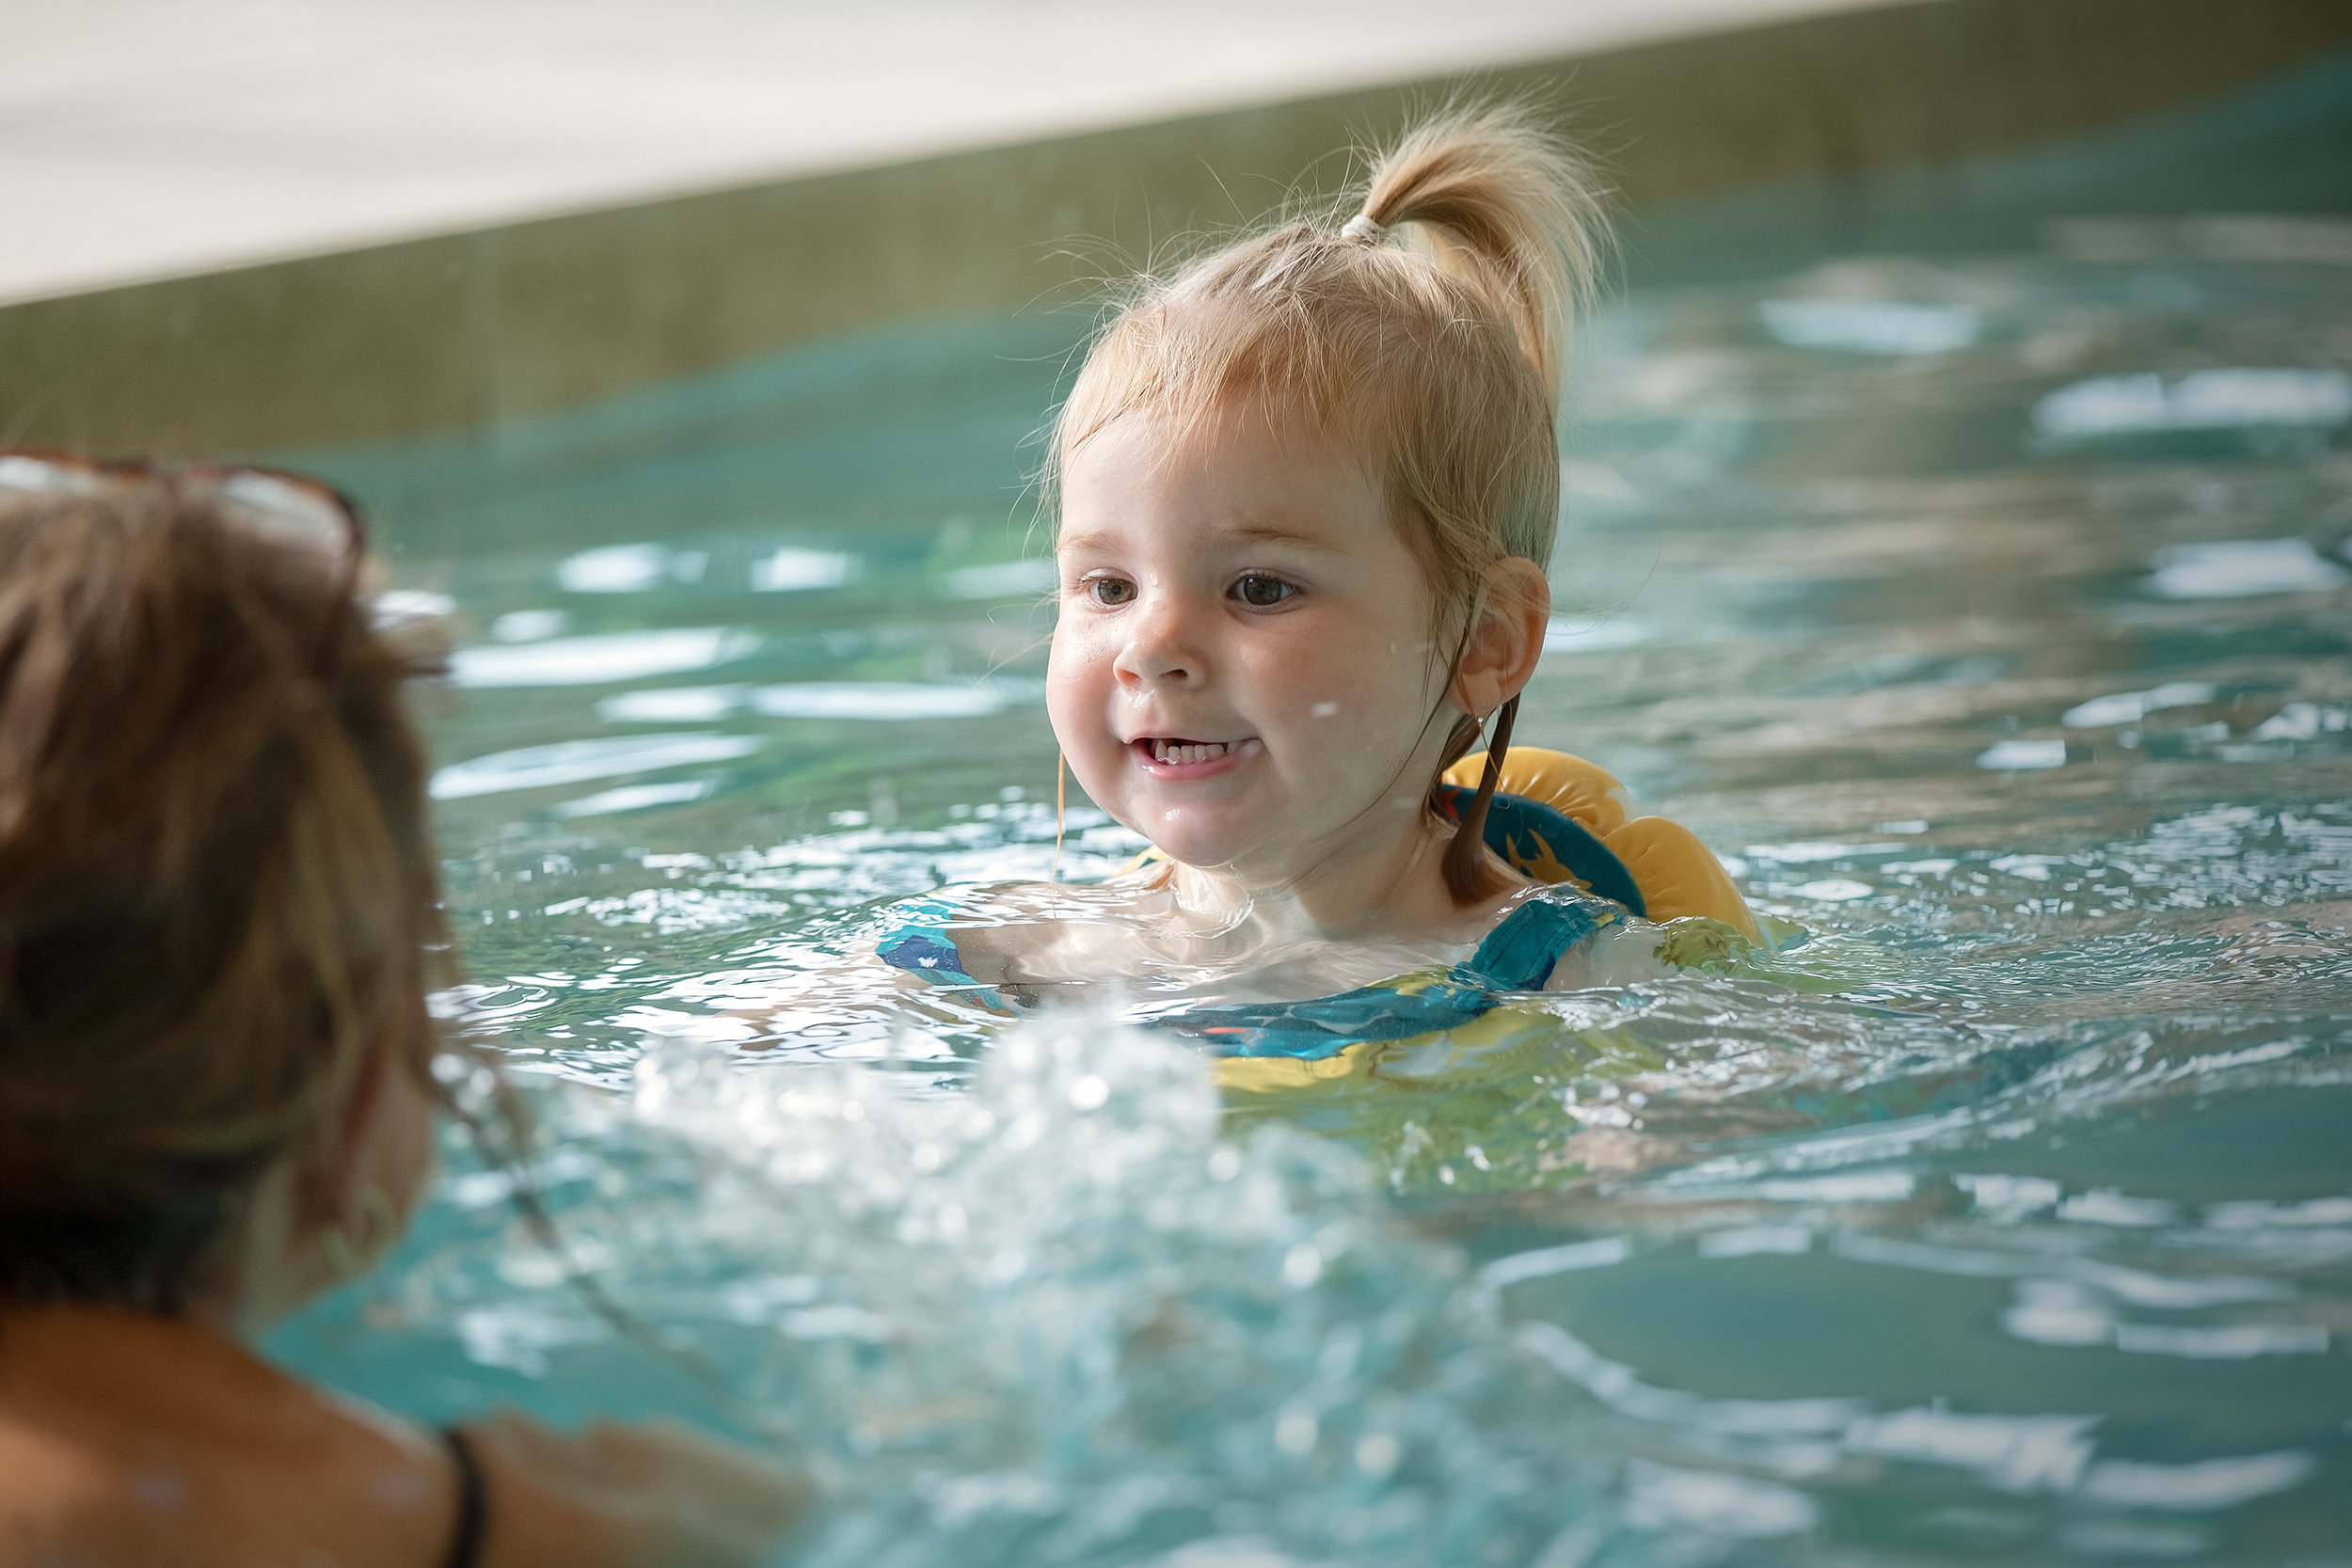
[{"xmin": 1340, "ymin": 212, "xmax": 1386, "ymax": 245}]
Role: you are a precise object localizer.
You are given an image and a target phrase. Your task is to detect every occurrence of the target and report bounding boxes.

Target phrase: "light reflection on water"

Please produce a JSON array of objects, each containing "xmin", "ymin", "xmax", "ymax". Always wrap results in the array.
[{"xmin": 268, "ymin": 209, "xmax": 2352, "ymax": 1563}]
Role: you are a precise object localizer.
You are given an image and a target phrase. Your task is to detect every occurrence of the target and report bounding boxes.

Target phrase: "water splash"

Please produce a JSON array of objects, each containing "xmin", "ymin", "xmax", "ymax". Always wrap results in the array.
[{"xmin": 373, "ymin": 1017, "xmax": 1645, "ymax": 1567}]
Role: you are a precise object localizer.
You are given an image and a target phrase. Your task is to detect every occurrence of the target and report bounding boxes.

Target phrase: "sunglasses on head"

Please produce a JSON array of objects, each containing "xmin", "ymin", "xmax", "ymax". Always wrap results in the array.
[{"xmin": 0, "ymin": 449, "xmax": 371, "ymax": 675}]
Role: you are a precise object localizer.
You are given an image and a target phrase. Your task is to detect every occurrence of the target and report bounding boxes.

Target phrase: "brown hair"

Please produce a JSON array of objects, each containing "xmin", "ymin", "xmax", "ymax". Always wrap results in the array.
[
  {"xmin": 0, "ymin": 473, "xmax": 452, "ymax": 1310},
  {"xmin": 1050, "ymin": 102, "xmax": 1608, "ymax": 903}
]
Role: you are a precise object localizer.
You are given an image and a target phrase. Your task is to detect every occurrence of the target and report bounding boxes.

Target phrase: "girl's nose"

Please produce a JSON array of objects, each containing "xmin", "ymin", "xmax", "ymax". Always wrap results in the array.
[{"xmin": 1112, "ymin": 594, "xmax": 1201, "ymax": 687}]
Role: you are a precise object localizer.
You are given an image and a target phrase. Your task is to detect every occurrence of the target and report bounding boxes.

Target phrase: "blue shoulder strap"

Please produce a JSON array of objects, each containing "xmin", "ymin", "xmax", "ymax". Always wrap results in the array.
[
  {"xmin": 1468, "ymin": 887, "xmax": 1613, "ymax": 990},
  {"xmin": 877, "ymin": 894, "xmax": 980, "ymax": 982},
  {"xmin": 1439, "ymin": 784, "xmax": 1647, "ymax": 917},
  {"xmin": 877, "ymin": 894, "xmax": 1014, "ymax": 1011}
]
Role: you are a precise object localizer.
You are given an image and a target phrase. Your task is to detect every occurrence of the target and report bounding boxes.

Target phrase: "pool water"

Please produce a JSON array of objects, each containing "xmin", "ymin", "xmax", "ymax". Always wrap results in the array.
[{"xmin": 270, "ymin": 189, "xmax": 2352, "ymax": 1560}]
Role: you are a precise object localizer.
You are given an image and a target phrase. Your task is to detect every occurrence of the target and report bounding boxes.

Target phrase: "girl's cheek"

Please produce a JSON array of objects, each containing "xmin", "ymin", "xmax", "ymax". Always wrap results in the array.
[
  {"xmin": 1045, "ymin": 680, "xmax": 1119, "ymax": 772},
  {"xmin": 1051, "ymin": 621, "xmax": 1117, "ymax": 678},
  {"xmin": 1046, "ymin": 620, "xmax": 1100, "ymax": 676}
]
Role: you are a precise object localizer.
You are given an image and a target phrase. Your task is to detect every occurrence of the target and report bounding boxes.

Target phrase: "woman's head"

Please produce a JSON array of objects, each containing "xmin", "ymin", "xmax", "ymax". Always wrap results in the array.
[
  {"xmin": 1046, "ymin": 103, "xmax": 1605, "ymax": 898},
  {"xmin": 0, "ymin": 460, "xmax": 450, "ymax": 1314}
]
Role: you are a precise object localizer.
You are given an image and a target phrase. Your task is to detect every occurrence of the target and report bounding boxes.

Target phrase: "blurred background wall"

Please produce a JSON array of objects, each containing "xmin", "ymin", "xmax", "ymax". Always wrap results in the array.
[{"xmin": 3, "ymin": 0, "xmax": 2349, "ymax": 457}]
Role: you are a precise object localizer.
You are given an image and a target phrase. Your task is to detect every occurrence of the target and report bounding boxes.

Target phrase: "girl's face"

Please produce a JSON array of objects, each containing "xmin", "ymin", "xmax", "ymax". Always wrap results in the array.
[{"xmin": 1050, "ymin": 407, "xmax": 1458, "ymax": 881}]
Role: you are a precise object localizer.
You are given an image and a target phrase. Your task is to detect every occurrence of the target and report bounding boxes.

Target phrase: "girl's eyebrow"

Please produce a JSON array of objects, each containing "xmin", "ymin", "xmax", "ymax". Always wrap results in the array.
[
  {"xmin": 1056, "ymin": 521, "xmax": 1338, "ymax": 555},
  {"xmin": 1221, "ymin": 519, "xmax": 1343, "ymax": 551}
]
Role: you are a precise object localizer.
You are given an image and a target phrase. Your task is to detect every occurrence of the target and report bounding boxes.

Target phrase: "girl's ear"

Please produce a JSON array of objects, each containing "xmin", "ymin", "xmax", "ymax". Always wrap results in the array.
[{"xmin": 1449, "ymin": 557, "xmax": 1550, "ymax": 717}]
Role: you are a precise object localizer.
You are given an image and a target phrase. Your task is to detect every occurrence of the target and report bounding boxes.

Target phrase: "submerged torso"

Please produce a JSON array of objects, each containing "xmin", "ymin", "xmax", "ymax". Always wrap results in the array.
[{"xmin": 874, "ymin": 863, "xmax": 1619, "ymax": 1006}]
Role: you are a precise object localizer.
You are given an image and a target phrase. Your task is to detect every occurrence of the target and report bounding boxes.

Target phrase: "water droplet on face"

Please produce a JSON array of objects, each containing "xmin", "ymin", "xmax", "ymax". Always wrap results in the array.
[{"xmin": 1311, "ymin": 702, "xmax": 1340, "ymax": 718}]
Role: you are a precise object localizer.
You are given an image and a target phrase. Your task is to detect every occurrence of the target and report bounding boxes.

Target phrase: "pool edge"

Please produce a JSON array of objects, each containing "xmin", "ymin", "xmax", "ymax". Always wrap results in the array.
[{"xmin": 4, "ymin": 0, "xmax": 2348, "ymax": 458}]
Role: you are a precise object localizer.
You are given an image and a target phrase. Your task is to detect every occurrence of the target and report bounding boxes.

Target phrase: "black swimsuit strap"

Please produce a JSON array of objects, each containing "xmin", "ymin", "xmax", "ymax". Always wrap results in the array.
[{"xmin": 438, "ymin": 1427, "xmax": 490, "ymax": 1568}]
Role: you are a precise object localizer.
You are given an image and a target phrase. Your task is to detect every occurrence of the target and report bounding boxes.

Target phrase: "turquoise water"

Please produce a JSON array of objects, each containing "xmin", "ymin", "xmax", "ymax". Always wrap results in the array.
[{"xmin": 269, "ymin": 184, "xmax": 2352, "ymax": 1560}]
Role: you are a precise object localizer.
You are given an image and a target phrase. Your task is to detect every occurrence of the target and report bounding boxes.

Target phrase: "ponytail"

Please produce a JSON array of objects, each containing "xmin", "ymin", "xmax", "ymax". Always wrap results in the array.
[{"xmin": 1352, "ymin": 102, "xmax": 1608, "ymax": 400}]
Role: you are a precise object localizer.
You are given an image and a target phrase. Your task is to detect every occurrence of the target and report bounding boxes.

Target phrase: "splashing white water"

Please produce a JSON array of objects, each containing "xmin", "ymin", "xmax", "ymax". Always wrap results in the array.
[{"xmin": 397, "ymin": 1016, "xmax": 1629, "ymax": 1566}]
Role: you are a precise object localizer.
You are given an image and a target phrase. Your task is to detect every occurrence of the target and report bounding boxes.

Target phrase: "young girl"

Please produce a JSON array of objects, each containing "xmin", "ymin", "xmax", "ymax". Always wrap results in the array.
[{"xmin": 860, "ymin": 104, "xmax": 1760, "ymax": 1047}]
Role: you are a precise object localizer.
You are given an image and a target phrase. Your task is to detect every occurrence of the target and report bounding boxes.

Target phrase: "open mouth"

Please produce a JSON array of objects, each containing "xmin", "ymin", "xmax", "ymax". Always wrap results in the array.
[{"xmin": 1130, "ymin": 736, "xmax": 1260, "ymax": 773}]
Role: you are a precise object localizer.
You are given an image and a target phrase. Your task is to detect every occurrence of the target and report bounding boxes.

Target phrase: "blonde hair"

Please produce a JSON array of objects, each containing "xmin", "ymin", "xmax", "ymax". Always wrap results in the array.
[
  {"xmin": 0, "ymin": 476, "xmax": 453, "ymax": 1309},
  {"xmin": 1050, "ymin": 102, "xmax": 1609, "ymax": 903}
]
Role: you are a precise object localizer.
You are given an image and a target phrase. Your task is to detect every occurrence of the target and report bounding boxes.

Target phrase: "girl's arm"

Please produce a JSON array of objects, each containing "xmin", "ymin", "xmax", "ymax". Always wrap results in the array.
[{"xmin": 723, "ymin": 885, "xmax": 1073, "ymax": 1042}]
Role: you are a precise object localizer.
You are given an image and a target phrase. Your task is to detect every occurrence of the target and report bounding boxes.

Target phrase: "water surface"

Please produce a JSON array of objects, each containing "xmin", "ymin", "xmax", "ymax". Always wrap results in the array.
[{"xmin": 276, "ymin": 207, "xmax": 2352, "ymax": 1564}]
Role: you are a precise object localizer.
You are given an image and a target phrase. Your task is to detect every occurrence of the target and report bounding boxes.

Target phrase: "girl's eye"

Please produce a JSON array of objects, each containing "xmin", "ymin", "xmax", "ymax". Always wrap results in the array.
[
  {"xmin": 1232, "ymin": 574, "xmax": 1296, "ymax": 608},
  {"xmin": 1087, "ymin": 577, "xmax": 1137, "ymax": 607}
]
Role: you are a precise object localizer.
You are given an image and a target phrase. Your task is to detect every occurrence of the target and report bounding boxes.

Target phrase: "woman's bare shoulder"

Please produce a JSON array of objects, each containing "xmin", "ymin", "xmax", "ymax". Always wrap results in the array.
[
  {"xmin": 0, "ymin": 1311, "xmax": 807, "ymax": 1568},
  {"xmin": 0, "ymin": 1309, "xmax": 453, "ymax": 1568}
]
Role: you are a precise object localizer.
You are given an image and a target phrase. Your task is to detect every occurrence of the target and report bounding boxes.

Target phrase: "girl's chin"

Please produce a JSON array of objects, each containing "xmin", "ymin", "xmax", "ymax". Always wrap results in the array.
[{"xmin": 1123, "ymin": 813, "xmax": 1263, "ymax": 871}]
